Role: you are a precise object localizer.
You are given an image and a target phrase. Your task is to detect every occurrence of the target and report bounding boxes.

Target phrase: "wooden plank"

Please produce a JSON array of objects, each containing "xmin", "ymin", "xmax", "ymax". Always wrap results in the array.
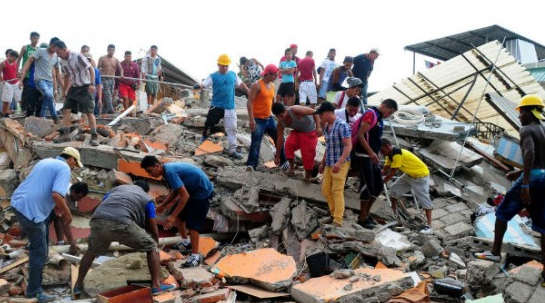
[
  {"xmin": 71, "ymin": 265, "xmax": 79, "ymax": 300},
  {"xmin": 0, "ymin": 256, "xmax": 29, "ymax": 274}
]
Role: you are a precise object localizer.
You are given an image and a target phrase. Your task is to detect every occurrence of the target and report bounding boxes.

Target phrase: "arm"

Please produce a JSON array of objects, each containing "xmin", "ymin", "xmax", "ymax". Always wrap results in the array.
[
  {"xmin": 52, "ymin": 192, "xmax": 72, "ymax": 225},
  {"xmin": 312, "ymin": 66, "xmax": 318, "ymax": 85},
  {"xmin": 237, "ymin": 81, "xmax": 250, "ymax": 95},
  {"xmin": 313, "ymin": 113, "xmax": 322, "ymax": 136},
  {"xmin": 281, "ymin": 67, "xmax": 295, "ymax": 75},
  {"xmin": 247, "ymin": 82, "xmax": 260, "ymax": 132},
  {"xmin": 241, "ymin": 65, "xmax": 249, "ymax": 78},
  {"xmin": 146, "ymin": 218, "xmax": 160, "ymax": 244},
  {"xmin": 333, "ymin": 137, "xmax": 352, "ymax": 173},
  {"xmin": 253, "ymin": 59, "xmax": 264, "ymax": 70},
  {"xmin": 382, "ymin": 166, "xmax": 397, "ymax": 183},
  {"xmin": 17, "ymin": 45, "xmax": 26, "ymax": 72},
  {"xmin": 318, "ymin": 67, "xmax": 325, "ymax": 88},
  {"xmin": 331, "ymin": 68, "xmax": 340, "ymax": 86},
  {"xmin": 87, "ymin": 66, "xmax": 96, "ymax": 95},
  {"xmin": 356, "ymin": 121, "xmax": 378, "ymax": 163},
  {"xmin": 19, "ymin": 56, "xmax": 35, "ymax": 80},
  {"xmin": 62, "ymin": 73, "xmax": 70, "ymax": 97},
  {"xmin": 163, "ymin": 186, "xmax": 190, "ymax": 230},
  {"xmin": 54, "ymin": 67, "xmax": 63, "ymax": 96},
  {"xmin": 97, "ymin": 83, "xmax": 103, "ymax": 104},
  {"xmin": 117, "ymin": 59, "xmax": 124, "ymax": 78},
  {"xmin": 520, "ymin": 128, "xmax": 535, "ymax": 204},
  {"xmin": 275, "ymin": 122, "xmax": 285, "ymax": 165}
]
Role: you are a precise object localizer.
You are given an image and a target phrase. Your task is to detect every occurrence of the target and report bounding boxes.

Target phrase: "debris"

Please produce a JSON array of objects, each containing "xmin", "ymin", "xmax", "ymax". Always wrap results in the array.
[{"xmin": 96, "ymin": 284, "xmax": 152, "ymax": 303}]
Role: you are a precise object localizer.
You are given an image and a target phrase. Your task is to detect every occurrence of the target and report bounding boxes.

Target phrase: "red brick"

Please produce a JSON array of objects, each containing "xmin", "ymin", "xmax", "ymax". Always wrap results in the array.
[{"xmin": 189, "ymin": 288, "xmax": 230, "ymax": 303}]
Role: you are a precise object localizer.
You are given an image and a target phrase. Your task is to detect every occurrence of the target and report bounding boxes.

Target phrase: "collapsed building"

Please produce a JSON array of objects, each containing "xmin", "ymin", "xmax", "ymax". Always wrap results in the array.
[{"xmin": 0, "ymin": 25, "xmax": 544, "ymax": 303}]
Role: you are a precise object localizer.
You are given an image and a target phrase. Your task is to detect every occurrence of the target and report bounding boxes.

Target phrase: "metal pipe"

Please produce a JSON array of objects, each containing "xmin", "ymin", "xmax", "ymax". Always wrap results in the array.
[
  {"xmin": 108, "ymin": 105, "xmax": 136, "ymax": 126},
  {"xmin": 101, "ymin": 74, "xmax": 195, "ymax": 89}
]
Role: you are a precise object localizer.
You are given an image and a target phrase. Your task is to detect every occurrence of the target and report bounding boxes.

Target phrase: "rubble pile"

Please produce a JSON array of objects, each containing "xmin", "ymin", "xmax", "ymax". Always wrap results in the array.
[{"xmin": 0, "ymin": 88, "xmax": 542, "ymax": 303}]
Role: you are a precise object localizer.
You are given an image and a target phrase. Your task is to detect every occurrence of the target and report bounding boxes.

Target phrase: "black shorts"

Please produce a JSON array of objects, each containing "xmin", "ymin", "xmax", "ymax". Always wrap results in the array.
[
  {"xmin": 63, "ymin": 85, "xmax": 95, "ymax": 114},
  {"xmin": 278, "ymin": 82, "xmax": 295, "ymax": 97},
  {"xmin": 355, "ymin": 156, "xmax": 383, "ymax": 200},
  {"xmin": 178, "ymin": 194, "xmax": 212, "ymax": 231},
  {"xmin": 205, "ymin": 107, "xmax": 225, "ymax": 127}
]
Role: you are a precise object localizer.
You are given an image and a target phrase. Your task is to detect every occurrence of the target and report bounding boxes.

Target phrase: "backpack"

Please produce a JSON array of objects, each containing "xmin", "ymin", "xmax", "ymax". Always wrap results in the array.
[{"xmin": 351, "ymin": 108, "xmax": 378, "ymax": 147}]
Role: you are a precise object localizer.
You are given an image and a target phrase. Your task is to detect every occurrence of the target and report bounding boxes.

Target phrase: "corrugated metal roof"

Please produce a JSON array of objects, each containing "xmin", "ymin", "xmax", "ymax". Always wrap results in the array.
[
  {"xmin": 485, "ymin": 93, "xmax": 521, "ymax": 131},
  {"xmin": 528, "ymin": 67, "xmax": 545, "ymax": 82},
  {"xmin": 405, "ymin": 24, "xmax": 545, "ymax": 62},
  {"xmin": 369, "ymin": 41, "xmax": 545, "ymax": 136}
]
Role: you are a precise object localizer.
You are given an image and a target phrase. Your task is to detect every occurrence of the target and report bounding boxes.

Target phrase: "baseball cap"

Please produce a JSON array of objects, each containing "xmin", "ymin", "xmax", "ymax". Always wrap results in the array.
[
  {"xmin": 261, "ymin": 64, "xmax": 279, "ymax": 76},
  {"xmin": 290, "ymin": 44, "xmax": 298, "ymax": 49},
  {"xmin": 39, "ymin": 43, "xmax": 48, "ymax": 48},
  {"xmin": 314, "ymin": 102, "xmax": 335, "ymax": 114},
  {"xmin": 83, "ymin": 52, "xmax": 93, "ymax": 59},
  {"xmin": 61, "ymin": 147, "xmax": 83, "ymax": 167},
  {"xmin": 370, "ymin": 48, "xmax": 380, "ymax": 55},
  {"xmin": 345, "ymin": 77, "xmax": 363, "ymax": 89}
]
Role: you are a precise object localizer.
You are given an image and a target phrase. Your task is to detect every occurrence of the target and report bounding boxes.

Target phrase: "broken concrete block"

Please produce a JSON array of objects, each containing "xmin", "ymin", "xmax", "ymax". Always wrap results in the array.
[
  {"xmin": 195, "ymin": 140, "xmax": 223, "ymax": 156},
  {"xmin": 203, "ymin": 155, "xmax": 234, "ymax": 167},
  {"xmin": 377, "ymin": 246, "xmax": 401, "ymax": 267},
  {"xmin": 324, "ymin": 224, "xmax": 375, "ymax": 242},
  {"xmin": 441, "ymin": 212, "xmax": 469, "ymax": 225},
  {"xmin": 510, "ymin": 264, "xmax": 542, "ymax": 286},
  {"xmin": 290, "ymin": 201, "xmax": 318, "ymax": 240},
  {"xmin": 198, "ymin": 237, "xmax": 219, "ymax": 257},
  {"xmin": 374, "ymin": 229, "xmax": 413, "ymax": 252},
  {"xmin": 444, "ymin": 222, "xmax": 474, "ymax": 238},
  {"xmin": 428, "ymin": 265, "xmax": 448, "ymax": 279},
  {"xmin": 176, "ymin": 264, "xmax": 215, "ymax": 288},
  {"xmin": 24, "ymin": 117, "xmax": 54, "ymax": 138},
  {"xmin": 0, "ymin": 169, "xmax": 17, "ymax": 197},
  {"xmin": 421, "ymin": 238, "xmax": 443, "ymax": 257},
  {"xmin": 528, "ymin": 286, "xmax": 545, "ymax": 303},
  {"xmin": 113, "ymin": 169, "xmax": 133, "ymax": 185},
  {"xmin": 504, "ymin": 281, "xmax": 534, "ymax": 303},
  {"xmin": 291, "ymin": 268, "xmax": 413, "ymax": 303},
  {"xmin": 153, "ymin": 291, "xmax": 176, "ymax": 303},
  {"xmin": 466, "ymin": 259, "xmax": 500, "ymax": 287},
  {"xmin": 269, "ymin": 198, "xmax": 291, "ymax": 234},
  {"xmin": 189, "ymin": 288, "xmax": 230, "ymax": 303},
  {"xmin": 0, "ymin": 279, "xmax": 9, "ymax": 295},
  {"xmin": 211, "ymin": 248, "xmax": 296, "ymax": 291},
  {"xmin": 248, "ymin": 225, "xmax": 270, "ymax": 243}
]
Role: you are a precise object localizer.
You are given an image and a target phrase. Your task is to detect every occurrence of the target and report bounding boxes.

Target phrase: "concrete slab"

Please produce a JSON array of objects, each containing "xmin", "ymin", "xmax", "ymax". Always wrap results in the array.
[{"xmin": 291, "ymin": 268, "xmax": 413, "ymax": 303}]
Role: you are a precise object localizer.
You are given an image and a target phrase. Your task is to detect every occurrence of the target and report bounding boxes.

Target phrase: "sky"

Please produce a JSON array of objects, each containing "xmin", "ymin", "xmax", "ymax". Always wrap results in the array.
[{"xmin": 2, "ymin": 0, "xmax": 544, "ymax": 93}]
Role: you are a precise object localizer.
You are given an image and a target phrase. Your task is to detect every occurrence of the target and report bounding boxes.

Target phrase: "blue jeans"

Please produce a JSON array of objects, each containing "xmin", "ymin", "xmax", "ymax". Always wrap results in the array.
[
  {"xmin": 36, "ymin": 80, "xmax": 57, "ymax": 118},
  {"xmin": 246, "ymin": 116, "xmax": 285, "ymax": 169},
  {"xmin": 13, "ymin": 209, "xmax": 50, "ymax": 297}
]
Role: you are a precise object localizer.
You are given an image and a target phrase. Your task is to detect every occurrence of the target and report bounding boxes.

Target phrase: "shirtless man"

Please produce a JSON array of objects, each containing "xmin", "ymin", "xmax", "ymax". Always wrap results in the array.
[
  {"xmin": 97, "ymin": 44, "xmax": 122, "ymax": 114},
  {"xmin": 475, "ymin": 95, "xmax": 545, "ymax": 283}
]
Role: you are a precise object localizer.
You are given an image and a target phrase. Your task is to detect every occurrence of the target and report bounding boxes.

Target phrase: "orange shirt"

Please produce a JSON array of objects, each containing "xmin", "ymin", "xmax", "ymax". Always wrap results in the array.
[{"xmin": 253, "ymin": 79, "xmax": 275, "ymax": 119}]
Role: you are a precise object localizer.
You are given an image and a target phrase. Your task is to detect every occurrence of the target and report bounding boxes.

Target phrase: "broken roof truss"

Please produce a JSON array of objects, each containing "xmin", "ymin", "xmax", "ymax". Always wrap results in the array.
[{"xmin": 369, "ymin": 41, "xmax": 545, "ymax": 137}]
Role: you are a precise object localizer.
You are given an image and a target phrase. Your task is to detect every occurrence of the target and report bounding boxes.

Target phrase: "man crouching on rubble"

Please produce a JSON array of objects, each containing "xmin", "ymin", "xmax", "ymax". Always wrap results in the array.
[
  {"xmin": 381, "ymin": 138, "xmax": 434, "ymax": 235},
  {"xmin": 475, "ymin": 94, "xmax": 545, "ymax": 284},
  {"xmin": 141, "ymin": 155, "xmax": 214, "ymax": 268},
  {"xmin": 73, "ymin": 181, "xmax": 175, "ymax": 296},
  {"xmin": 11, "ymin": 147, "xmax": 82, "ymax": 303}
]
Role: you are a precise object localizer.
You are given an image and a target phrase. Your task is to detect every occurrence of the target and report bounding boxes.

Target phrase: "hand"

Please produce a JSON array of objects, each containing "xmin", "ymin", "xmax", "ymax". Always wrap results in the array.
[
  {"xmin": 520, "ymin": 187, "xmax": 531, "ymax": 205},
  {"xmin": 163, "ymin": 215, "xmax": 176, "ymax": 230},
  {"xmin": 274, "ymin": 155, "xmax": 280, "ymax": 166},
  {"xmin": 319, "ymin": 162, "xmax": 325, "ymax": 174},
  {"xmin": 506, "ymin": 170, "xmax": 521, "ymax": 181},
  {"xmin": 63, "ymin": 90, "xmax": 68, "ymax": 99},
  {"xmin": 295, "ymin": 83, "xmax": 299, "ymax": 90},
  {"xmin": 317, "ymin": 83, "xmax": 322, "ymax": 89},
  {"xmin": 316, "ymin": 127, "xmax": 323, "ymax": 137},
  {"xmin": 88, "ymin": 85, "xmax": 96, "ymax": 95},
  {"xmin": 249, "ymin": 119, "xmax": 256, "ymax": 132},
  {"xmin": 63, "ymin": 212, "xmax": 72, "ymax": 225},
  {"xmin": 369, "ymin": 152, "xmax": 379, "ymax": 164},
  {"xmin": 332, "ymin": 162, "xmax": 342, "ymax": 174},
  {"xmin": 18, "ymin": 81, "xmax": 23, "ymax": 89}
]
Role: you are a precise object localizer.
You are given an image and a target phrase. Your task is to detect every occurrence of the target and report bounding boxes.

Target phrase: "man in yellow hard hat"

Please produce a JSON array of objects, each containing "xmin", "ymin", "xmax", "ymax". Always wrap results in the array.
[
  {"xmin": 194, "ymin": 54, "xmax": 250, "ymax": 160},
  {"xmin": 476, "ymin": 95, "xmax": 545, "ymax": 282}
]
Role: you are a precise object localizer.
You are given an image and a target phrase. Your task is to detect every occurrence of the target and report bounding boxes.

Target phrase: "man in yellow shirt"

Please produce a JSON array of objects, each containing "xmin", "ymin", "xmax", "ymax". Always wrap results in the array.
[{"xmin": 381, "ymin": 138, "xmax": 434, "ymax": 234}]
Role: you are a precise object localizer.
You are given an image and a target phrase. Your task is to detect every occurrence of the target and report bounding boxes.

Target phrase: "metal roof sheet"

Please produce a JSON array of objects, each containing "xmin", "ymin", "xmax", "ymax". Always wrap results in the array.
[
  {"xmin": 405, "ymin": 25, "xmax": 545, "ymax": 61},
  {"xmin": 528, "ymin": 67, "xmax": 545, "ymax": 82},
  {"xmin": 369, "ymin": 41, "xmax": 545, "ymax": 136}
]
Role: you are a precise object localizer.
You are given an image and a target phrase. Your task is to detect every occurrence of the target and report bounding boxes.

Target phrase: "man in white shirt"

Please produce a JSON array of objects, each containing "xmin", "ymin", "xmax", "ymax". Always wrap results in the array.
[
  {"xmin": 335, "ymin": 97, "xmax": 362, "ymax": 127},
  {"xmin": 318, "ymin": 48, "xmax": 338, "ymax": 102},
  {"xmin": 333, "ymin": 77, "xmax": 363, "ymax": 110}
]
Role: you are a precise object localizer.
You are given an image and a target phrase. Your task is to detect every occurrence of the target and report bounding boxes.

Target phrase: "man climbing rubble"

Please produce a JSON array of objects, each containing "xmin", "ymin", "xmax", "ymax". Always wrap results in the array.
[
  {"xmin": 381, "ymin": 138, "xmax": 434, "ymax": 234},
  {"xmin": 11, "ymin": 147, "xmax": 82, "ymax": 303},
  {"xmin": 52, "ymin": 40, "xmax": 100, "ymax": 146},
  {"xmin": 141, "ymin": 155, "xmax": 214, "ymax": 268},
  {"xmin": 475, "ymin": 94, "xmax": 545, "ymax": 284},
  {"xmin": 194, "ymin": 54, "xmax": 250, "ymax": 160},
  {"xmin": 73, "ymin": 181, "xmax": 175, "ymax": 296}
]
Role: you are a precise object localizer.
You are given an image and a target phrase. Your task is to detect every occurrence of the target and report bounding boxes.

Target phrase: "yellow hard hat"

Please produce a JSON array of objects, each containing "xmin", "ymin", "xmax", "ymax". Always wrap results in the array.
[
  {"xmin": 515, "ymin": 94, "xmax": 545, "ymax": 111},
  {"xmin": 217, "ymin": 54, "xmax": 231, "ymax": 66}
]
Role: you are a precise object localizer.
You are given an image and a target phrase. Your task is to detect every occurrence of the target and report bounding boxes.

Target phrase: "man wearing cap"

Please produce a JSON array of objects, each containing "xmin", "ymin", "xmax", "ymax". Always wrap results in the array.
[
  {"xmin": 11, "ymin": 147, "xmax": 82, "ymax": 302},
  {"xmin": 476, "ymin": 95, "xmax": 545, "ymax": 275},
  {"xmin": 97, "ymin": 44, "xmax": 123, "ymax": 114},
  {"xmin": 328, "ymin": 56, "xmax": 354, "ymax": 92},
  {"xmin": 246, "ymin": 64, "xmax": 286, "ymax": 170},
  {"xmin": 17, "ymin": 31, "xmax": 40, "ymax": 112},
  {"xmin": 19, "ymin": 37, "xmax": 63, "ymax": 122},
  {"xmin": 297, "ymin": 51, "xmax": 318, "ymax": 107},
  {"xmin": 381, "ymin": 138, "xmax": 434, "ymax": 234},
  {"xmin": 195, "ymin": 54, "xmax": 250, "ymax": 160},
  {"xmin": 317, "ymin": 102, "xmax": 352, "ymax": 226},
  {"xmin": 118, "ymin": 51, "xmax": 141, "ymax": 111},
  {"xmin": 352, "ymin": 48, "xmax": 379, "ymax": 105},
  {"xmin": 332, "ymin": 77, "xmax": 363, "ymax": 110},
  {"xmin": 141, "ymin": 45, "xmax": 162, "ymax": 106},
  {"xmin": 335, "ymin": 97, "xmax": 362, "ymax": 127},
  {"xmin": 52, "ymin": 40, "xmax": 100, "ymax": 146}
]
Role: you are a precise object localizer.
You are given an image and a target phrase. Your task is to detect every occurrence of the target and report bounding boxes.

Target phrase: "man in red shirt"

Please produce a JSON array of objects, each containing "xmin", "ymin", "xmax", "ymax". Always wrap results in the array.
[
  {"xmin": 117, "ymin": 51, "xmax": 141, "ymax": 110},
  {"xmin": 297, "ymin": 51, "xmax": 318, "ymax": 108}
]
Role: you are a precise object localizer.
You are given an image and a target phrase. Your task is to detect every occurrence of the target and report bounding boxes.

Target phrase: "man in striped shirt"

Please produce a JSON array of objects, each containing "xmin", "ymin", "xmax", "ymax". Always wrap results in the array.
[{"xmin": 52, "ymin": 40, "xmax": 99, "ymax": 146}]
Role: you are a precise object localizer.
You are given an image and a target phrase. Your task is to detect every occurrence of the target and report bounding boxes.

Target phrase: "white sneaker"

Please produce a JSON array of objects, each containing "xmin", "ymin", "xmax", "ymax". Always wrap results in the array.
[{"xmin": 420, "ymin": 226, "xmax": 434, "ymax": 235}]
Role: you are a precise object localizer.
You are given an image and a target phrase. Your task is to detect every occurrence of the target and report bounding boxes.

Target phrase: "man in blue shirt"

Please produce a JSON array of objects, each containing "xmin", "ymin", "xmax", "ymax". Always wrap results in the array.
[
  {"xmin": 73, "ymin": 181, "xmax": 174, "ymax": 296},
  {"xmin": 352, "ymin": 48, "xmax": 379, "ymax": 105},
  {"xmin": 141, "ymin": 156, "xmax": 214, "ymax": 268},
  {"xmin": 11, "ymin": 147, "xmax": 83, "ymax": 303},
  {"xmin": 194, "ymin": 54, "xmax": 250, "ymax": 160}
]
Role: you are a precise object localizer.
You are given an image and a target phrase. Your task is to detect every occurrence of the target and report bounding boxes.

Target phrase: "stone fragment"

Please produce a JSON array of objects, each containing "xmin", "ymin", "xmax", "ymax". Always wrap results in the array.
[
  {"xmin": 211, "ymin": 248, "xmax": 297, "ymax": 291},
  {"xmin": 195, "ymin": 140, "xmax": 223, "ymax": 156},
  {"xmin": 323, "ymin": 224, "xmax": 375, "ymax": 242},
  {"xmin": 269, "ymin": 198, "xmax": 291, "ymax": 234},
  {"xmin": 428, "ymin": 265, "xmax": 448, "ymax": 279},
  {"xmin": 291, "ymin": 268, "xmax": 413, "ymax": 303},
  {"xmin": 331, "ymin": 269, "xmax": 355, "ymax": 279},
  {"xmin": 421, "ymin": 238, "xmax": 443, "ymax": 257},
  {"xmin": 290, "ymin": 201, "xmax": 318, "ymax": 240},
  {"xmin": 466, "ymin": 259, "xmax": 500, "ymax": 287},
  {"xmin": 0, "ymin": 279, "xmax": 9, "ymax": 295},
  {"xmin": 248, "ymin": 225, "xmax": 270, "ymax": 243},
  {"xmin": 176, "ymin": 265, "xmax": 215, "ymax": 288},
  {"xmin": 441, "ymin": 213, "xmax": 469, "ymax": 225},
  {"xmin": 0, "ymin": 169, "xmax": 17, "ymax": 198},
  {"xmin": 511, "ymin": 265, "xmax": 542, "ymax": 286},
  {"xmin": 504, "ymin": 281, "xmax": 534, "ymax": 303},
  {"xmin": 190, "ymin": 288, "xmax": 231, "ymax": 303},
  {"xmin": 24, "ymin": 117, "xmax": 54, "ymax": 138},
  {"xmin": 444, "ymin": 222, "xmax": 474, "ymax": 237},
  {"xmin": 377, "ymin": 246, "xmax": 401, "ymax": 267},
  {"xmin": 203, "ymin": 155, "xmax": 234, "ymax": 167},
  {"xmin": 528, "ymin": 286, "xmax": 545, "ymax": 303},
  {"xmin": 153, "ymin": 291, "xmax": 176, "ymax": 303}
]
